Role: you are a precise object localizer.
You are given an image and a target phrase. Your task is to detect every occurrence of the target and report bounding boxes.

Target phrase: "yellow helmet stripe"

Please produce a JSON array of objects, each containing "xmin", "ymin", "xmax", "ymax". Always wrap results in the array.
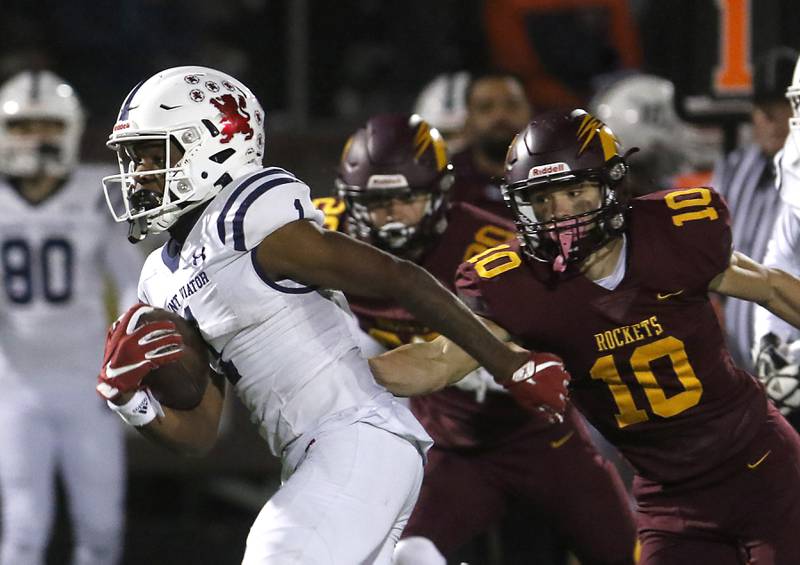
[
  {"xmin": 577, "ymin": 114, "xmax": 618, "ymax": 160},
  {"xmin": 414, "ymin": 121, "xmax": 448, "ymax": 171},
  {"xmin": 597, "ymin": 126, "xmax": 619, "ymax": 160},
  {"xmin": 340, "ymin": 134, "xmax": 355, "ymax": 163},
  {"xmin": 414, "ymin": 122, "xmax": 432, "ymax": 159},
  {"xmin": 577, "ymin": 115, "xmax": 600, "ymax": 154},
  {"xmin": 430, "ymin": 129, "xmax": 448, "ymax": 171}
]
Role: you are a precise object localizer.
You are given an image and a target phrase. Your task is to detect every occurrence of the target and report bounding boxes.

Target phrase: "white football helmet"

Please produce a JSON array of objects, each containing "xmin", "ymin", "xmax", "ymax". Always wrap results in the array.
[
  {"xmin": 591, "ymin": 74, "xmax": 721, "ymax": 184},
  {"xmin": 413, "ymin": 71, "xmax": 470, "ymax": 137},
  {"xmin": 103, "ymin": 66, "xmax": 265, "ymax": 240},
  {"xmin": 0, "ymin": 70, "xmax": 85, "ymax": 178}
]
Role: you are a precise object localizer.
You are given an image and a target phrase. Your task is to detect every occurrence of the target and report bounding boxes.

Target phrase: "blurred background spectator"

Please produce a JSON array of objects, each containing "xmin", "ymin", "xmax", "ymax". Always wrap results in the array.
[
  {"xmin": 712, "ymin": 46, "xmax": 797, "ymax": 372},
  {"xmin": 1, "ymin": 1, "xmax": 799, "ymax": 563}
]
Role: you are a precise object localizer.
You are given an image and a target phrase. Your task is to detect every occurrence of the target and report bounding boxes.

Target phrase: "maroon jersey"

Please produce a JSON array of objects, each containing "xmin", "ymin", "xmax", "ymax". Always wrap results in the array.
[
  {"xmin": 450, "ymin": 149, "xmax": 514, "ymax": 220},
  {"xmin": 456, "ymin": 187, "xmax": 768, "ymax": 484},
  {"xmin": 314, "ymin": 197, "xmax": 554, "ymax": 449}
]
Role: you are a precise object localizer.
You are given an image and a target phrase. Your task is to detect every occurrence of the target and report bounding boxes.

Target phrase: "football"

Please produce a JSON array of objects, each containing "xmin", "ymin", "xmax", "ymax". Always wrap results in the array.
[{"xmin": 137, "ymin": 308, "xmax": 211, "ymax": 410}]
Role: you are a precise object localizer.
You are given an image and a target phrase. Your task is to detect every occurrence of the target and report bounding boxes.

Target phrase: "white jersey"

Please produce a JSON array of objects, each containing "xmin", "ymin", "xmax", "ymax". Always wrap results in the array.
[
  {"xmin": 754, "ymin": 145, "xmax": 800, "ymax": 346},
  {"xmin": 137, "ymin": 166, "xmax": 431, "ymax": 458},
  {"xmin": 0, "ymin": 164, "xmax": 141, "ymax": 386},
  {"xmin": 754, "ymin": 201, "xmax": 800, "ymax": 344}
]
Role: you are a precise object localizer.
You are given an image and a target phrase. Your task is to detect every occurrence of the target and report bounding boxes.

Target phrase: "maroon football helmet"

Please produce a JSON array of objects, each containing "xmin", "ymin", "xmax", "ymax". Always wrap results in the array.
[
  {"xmin": 503, "ymin": 109, "xmax": 630, "ymax": 271},
  {"xmin": 336, "ymin": 113, "xmax": 454, "ymax": 257}
]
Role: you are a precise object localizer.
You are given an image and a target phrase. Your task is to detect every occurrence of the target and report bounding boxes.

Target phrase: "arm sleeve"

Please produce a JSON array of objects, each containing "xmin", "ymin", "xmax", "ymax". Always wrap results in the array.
[{"xmin": 753, "ymin": 203, "xmax": 800, "ymax": 343}]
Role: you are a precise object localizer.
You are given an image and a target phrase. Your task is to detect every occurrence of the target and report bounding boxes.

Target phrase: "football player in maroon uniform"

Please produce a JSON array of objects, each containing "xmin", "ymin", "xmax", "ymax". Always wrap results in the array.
[
  {"xmin": 371, "ymin": 109, "xmax": 800, "ymax": 564},
  {"xmin": 326, "ymin": 113, "xmax": 636, "ymax": 565}
]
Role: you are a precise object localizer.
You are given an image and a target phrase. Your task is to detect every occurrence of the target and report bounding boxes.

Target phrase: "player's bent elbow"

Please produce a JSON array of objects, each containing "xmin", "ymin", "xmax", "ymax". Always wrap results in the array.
[
  {"xmin": 141, "ymin": 393, "xmax": 223, "ymax": 457},
  {"xmin": 178, "ymin": 436, "xmax": 218, "ymax": 458},
  {"xmin": 149, "ymin": 424, "xmax": 219, "ymax": 458},
  {"xmin": 180, "ymin": 412, "xmax": 223, "ymax": 457}
]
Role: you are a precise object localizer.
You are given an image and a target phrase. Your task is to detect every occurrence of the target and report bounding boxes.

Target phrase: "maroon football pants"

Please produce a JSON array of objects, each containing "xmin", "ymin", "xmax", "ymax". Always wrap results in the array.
[
  {"xmin": 635, "ymin": 403, "xmax": 800, "ymax": 565},
  {"xmin": 402, "ymin": 408, "xmax": 637, "ymax": 565}
]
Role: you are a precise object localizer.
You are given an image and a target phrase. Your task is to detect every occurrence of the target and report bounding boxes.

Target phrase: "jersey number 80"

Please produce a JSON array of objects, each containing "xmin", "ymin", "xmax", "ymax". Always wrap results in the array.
[{"xmin": 1, "ymin": 238, "xmax": 73, "ymax": 304}]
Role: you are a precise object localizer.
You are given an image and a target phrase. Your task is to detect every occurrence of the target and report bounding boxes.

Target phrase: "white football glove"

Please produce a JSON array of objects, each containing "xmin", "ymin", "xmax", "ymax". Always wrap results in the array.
[{"xmin": 754, "ymin": 333, "xmax": 800, "ymax": 416}]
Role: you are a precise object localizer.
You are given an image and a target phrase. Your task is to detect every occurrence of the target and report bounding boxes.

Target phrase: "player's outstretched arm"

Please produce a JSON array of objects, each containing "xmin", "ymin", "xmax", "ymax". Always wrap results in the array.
[
  {"xmin": 710, "ymin": 251, "xmax": 800, "ymax": 329},
  {"xmin": 256, "ymin": 219, "xmax": 529, "ymax": 382},
  {"xmin": 369, "ymin": 318, "xmax": 513, "ymax": 396},
  {"xmin": 371, "ymin": 320, "xmax": 571, "ymax": 419}
]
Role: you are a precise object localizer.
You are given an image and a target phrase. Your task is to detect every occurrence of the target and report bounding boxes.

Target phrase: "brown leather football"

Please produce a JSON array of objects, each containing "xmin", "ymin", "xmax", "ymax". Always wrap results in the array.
[{"xmin": 138, "ymin": 308, "xmax": 210, "ymax": 410}]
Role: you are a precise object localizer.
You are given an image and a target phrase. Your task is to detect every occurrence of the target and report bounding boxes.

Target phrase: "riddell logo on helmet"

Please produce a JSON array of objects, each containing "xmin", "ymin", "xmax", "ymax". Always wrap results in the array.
[
  {"xmin": 528, "ymin": 162, "xmax": 570, "ymax": 179},
  {"xmin": 210, "ymin": 94, "xmax": 254, "ymax": 143},
  {"xmin": 367, "ymin": 174, "xmax": 408, "ymax": 189},
  {"xmin": 113, "ymin": 122, "xmax": 131, "ymax": 131}
]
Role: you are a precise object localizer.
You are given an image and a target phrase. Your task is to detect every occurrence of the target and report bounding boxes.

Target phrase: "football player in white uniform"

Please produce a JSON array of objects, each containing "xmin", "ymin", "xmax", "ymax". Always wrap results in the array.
[
  {"xmin": 754, "ymin": 54, "xmax": 800, "ymax": 421},
  {"xmin": 0, "ymin": 71, "xmax": 142, "ymax": 565},
  {"xmin": 96, "ymin": 66, "xmax": 567, "ymax": 564},
  {"xmin": 413, "ymin": 71, "xmax": 471, "ymax": 153}
]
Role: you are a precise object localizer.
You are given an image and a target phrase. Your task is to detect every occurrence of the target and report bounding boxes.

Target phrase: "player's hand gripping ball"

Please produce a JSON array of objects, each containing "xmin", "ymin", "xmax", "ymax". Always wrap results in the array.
[{"xmin": 97, "ymin": 304, "xmax": 210, "ymax": 410}]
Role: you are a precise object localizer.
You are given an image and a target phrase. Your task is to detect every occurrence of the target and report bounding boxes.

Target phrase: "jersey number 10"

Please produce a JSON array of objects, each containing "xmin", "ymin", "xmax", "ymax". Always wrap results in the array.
[{"xmin": 590, "ymin": 336, "xmax": 704, "ymax": 428}]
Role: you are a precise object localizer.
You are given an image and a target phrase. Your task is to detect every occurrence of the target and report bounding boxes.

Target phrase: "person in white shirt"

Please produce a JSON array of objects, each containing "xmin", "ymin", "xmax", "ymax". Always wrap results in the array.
[{"xmin": 753, "ymin": 52, "xmax": 800, "ymax": 428}]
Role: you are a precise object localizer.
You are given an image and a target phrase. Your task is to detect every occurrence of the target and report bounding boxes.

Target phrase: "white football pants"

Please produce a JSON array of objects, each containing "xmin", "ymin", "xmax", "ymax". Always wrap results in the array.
[
  {"xmin": 242, "ymin": 422, "xmax": 424, "ymax": 564},
  {"xmin": 0, "ymin": 384, "xmax": 125, "ymax": 565}
]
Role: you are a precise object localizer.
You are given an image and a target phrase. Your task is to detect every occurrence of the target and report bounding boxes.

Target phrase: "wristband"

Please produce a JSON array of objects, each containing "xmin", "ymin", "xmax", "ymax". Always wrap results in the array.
[{"xmin": 107, "ymin": 389, "xmax": 164, "ymax": 427}]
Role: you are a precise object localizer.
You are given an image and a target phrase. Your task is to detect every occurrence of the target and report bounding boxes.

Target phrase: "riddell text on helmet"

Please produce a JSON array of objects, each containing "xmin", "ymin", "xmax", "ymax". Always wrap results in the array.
[{"xmin": 528, "ymin": 162, "xmax": 570, "ymax": 179}]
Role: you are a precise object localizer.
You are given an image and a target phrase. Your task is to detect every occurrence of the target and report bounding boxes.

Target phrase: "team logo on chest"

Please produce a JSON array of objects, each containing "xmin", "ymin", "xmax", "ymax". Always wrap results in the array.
[
  {"xmin": 165, "ymin": 270, "xmax": 210, "ymax": 312},
  {"xmin": 191, "ymin": 246, "xmax": 206, "ymax": 266}
]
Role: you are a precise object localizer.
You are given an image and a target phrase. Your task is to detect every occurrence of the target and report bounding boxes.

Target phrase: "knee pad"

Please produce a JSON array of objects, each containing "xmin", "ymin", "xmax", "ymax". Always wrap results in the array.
[{"xmin": 393, "ymin": 536, "xmax": 446, "ymax": 565}]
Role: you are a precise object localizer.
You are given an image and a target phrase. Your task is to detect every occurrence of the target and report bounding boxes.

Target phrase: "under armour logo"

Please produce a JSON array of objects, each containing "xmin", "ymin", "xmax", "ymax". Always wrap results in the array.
[{"xmin": 191, "ymin": 247, "xmax": 207, "ymax": 266}]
